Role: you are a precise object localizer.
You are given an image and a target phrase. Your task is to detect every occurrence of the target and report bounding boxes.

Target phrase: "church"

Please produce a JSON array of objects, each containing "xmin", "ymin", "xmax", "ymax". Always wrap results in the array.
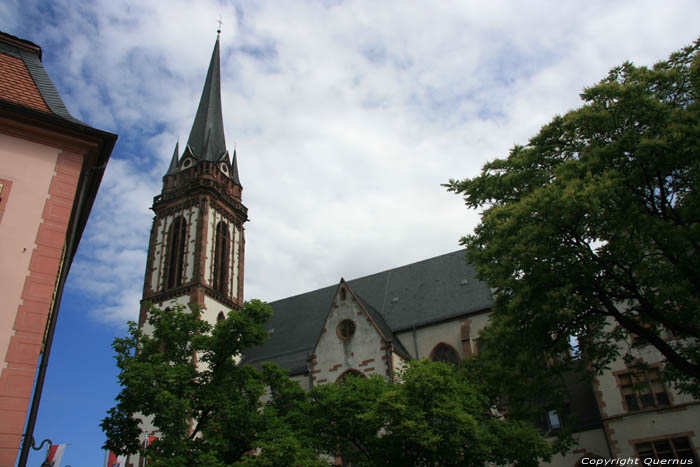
[{"xmin": 134, "ymin": 36, "xmax": 700, "ymax": 466}]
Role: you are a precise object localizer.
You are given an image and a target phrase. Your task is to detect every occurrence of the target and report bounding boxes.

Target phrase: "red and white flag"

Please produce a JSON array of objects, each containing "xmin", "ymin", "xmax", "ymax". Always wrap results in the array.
[
  {"xmin": 105, "ymin": 450, "xmax": 127, "ymax": 467},
  {"xmin": 47, "ymin": 444, "xmax": 66, "ymax": 467}
]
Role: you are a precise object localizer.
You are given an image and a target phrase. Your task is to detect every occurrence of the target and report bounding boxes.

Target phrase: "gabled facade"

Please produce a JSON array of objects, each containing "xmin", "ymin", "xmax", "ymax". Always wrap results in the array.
[
  {"xmin": 0, "ymin": 31, "xmax": 116, "ymax": 465},
  {"xmin": 308, "ymin": 279, "xmax": 412, "ymax": 385}
]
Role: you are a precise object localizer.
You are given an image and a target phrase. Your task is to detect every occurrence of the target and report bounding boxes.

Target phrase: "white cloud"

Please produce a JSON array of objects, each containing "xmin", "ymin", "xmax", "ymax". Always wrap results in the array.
[{"xmin": 4, "ymin": 0, "xmax": 699, "ymax": 320}]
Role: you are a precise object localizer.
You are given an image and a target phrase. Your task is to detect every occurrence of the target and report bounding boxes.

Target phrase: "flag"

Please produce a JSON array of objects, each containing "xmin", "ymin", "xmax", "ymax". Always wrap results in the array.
[
  {"xmin": 105, "ymin": 450, "xmax": 127, "ymax": 467},
  {"xmin": 144, "ymin": 435, "xmax": 159, "ymax": 465},
  {"xmin": 47, "ymin": 444, "xmax": 66, "ymax": 467}
]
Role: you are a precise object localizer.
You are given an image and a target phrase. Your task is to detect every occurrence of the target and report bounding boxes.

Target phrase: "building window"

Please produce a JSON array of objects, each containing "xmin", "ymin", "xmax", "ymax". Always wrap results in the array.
[
  {"xmin": 166, "ymin": 216, "xmax": 187, "ymax": 290},
  {"xmin": 545, "ymin": 409, "xmax": 562, "ymax": 431},
  {"xmin": 217, "ymin": 312, "xmax": 225, "ymax": 322},
  {"xmin": 337, "ymin": 319, "xmax": 356, "ymax": 339},
  {"xmin": 635, "ymin": 437, "xmax": 697, "ymax": 464},
  {"xmin": 430, "ymin": 343, "xmax": 460, "ymax": 365},
  {"xmin": 618, "ymin": 367, "xmax": 670, "ymax": 411},
  {"xmin": 213, "ymin": 221, "xmax": 229, "ymax": 295}
]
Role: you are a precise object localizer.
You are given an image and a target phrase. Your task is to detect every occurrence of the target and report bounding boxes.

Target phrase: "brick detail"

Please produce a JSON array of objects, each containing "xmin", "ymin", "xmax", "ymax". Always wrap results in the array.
[
  {"xmin": 363, "ymin": 367, "xmax": 375, "ymax": 372},
  {"xmin": 0, "ymin": 150, "xmax": 82, "ymax": 465},
  {"xmin": 328, "ymin": 363, "xmax": 343, "ymax": 372},
  {"xmin": 359, "ymin": 358, "xmax": 375, "ymax": 367}
]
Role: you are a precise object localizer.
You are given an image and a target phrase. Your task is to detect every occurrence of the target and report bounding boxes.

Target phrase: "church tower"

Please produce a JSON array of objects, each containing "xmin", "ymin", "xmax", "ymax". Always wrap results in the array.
[{"xmin": 139, "ymin": 34, "xmax": 246, "ymax": 327}]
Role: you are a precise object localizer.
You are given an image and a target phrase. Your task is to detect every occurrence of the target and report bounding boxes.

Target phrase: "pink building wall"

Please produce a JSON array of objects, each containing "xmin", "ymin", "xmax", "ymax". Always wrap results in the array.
[{"xmin": 0, "ymin": 131, "xmax": 83, "ymax": 466}]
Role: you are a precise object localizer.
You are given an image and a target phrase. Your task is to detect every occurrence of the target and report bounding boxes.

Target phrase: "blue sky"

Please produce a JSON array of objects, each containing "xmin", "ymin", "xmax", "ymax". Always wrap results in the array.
[{"xmin": 2, "ymin": 1, "xmax": 700, "ymax": 465}]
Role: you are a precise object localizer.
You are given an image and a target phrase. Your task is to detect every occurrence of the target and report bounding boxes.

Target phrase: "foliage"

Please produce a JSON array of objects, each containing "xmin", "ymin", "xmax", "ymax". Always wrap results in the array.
[
  {"xmin": 308, "ymin": 360, "xmax": 552, "ymax": 466},
  {"xmin": 446, "ymin": 40, "xmax": 700, "ymax": 396},
  {"xmin": 103, "ymin": 306, "xmax": 552, "ymax": 466},
  {"xmin": 101, "ymin": 301, "xmax": 320, "ymax": 466}
]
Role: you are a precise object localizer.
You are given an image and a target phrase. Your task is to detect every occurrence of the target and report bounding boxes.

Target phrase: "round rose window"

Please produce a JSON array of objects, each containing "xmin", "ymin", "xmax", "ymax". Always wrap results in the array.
[{"xmin": 337, "ymin": 319, "xmax": 356, "ymax": 339}]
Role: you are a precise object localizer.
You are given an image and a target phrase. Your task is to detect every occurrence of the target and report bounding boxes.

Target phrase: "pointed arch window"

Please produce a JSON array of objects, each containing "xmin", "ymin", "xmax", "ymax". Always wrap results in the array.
[
  {"xmin": 166, "ymin": 216, "xmax": 187, "ymax": 290},
  {"xmin": 336, "ymin": 369, "xmax": 366, "ymax": 383},
  {"xmin": 217, "ymin": 311, "xmax": 226, "ymax": 323},
  {"xmin": 430, "ymin": 343, "xmax": 460, "ymax": 365},
  {"xmin": 213, "ymin": 221, "xmax": 230, "ymax": 295}
]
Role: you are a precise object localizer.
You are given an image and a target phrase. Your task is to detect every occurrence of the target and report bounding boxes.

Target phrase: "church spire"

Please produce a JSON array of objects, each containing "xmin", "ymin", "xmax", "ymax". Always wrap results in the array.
[
  {"xmin": 184, "ymin": 35, "xmax": 227, "ymax": 162},
  {"xmin": 165, "ymin": 141, "xmax": 179, "ymax": 175}
]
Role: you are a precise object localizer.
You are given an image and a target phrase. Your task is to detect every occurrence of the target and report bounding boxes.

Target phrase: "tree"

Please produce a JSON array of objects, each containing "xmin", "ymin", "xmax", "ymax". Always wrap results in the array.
[
  {"xmin": 101, "ymin": 301, "xmax": 320, "ymax": 466},
  {"xmin": 103, "ymin": 304, "xmax": 552, "ymax": 465},
  {"xmin": 446, "ymin": 40, "xmax": 700, "ymax": 396},
  {"xmin": 308, "ymin": 360, "xmax": 552, "ymax": 466}
]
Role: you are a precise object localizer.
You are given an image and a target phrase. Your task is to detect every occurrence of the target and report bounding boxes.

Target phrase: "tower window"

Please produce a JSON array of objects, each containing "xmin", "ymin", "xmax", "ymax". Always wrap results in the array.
[
  {"xmin": 213, "ymin": 221, "xmax": 230, "ymax": 295},
  {"xmin": 217, "ymin": 311, "xmax": 225, "ymax": 322},
  {"xmin": 166, "ymin": 216, "xmax": 187, "ymax": 290}
]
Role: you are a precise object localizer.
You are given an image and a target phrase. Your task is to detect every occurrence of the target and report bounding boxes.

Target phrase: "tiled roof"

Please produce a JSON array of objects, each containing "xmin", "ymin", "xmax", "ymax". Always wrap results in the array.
[
  {"xmin": 0, "ymin": 31, "xmax": 82, "ymax": 124},
  {"xmin": 242, "ymin": 250, "xmax": 494, "ymax": 375},
  {"xmin": 0, "ymin": 52, "xmax": 50, "ymax": 112}
]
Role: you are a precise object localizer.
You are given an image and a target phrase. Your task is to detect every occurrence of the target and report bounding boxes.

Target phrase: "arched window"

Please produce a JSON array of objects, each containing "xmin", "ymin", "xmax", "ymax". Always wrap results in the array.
[
  {"xmin": 166, "ymin": 216, "xmax": 187, "ymax": 290},
  {"xmin": 217, "ymin": 311, "xmax": 225, "ymax": 322},
  {"xmin": 213, "ymin": 221, "xmax": 230, "ymax": 294},
  {"xmin": 336, "ymin": 369, "xmax": 366, "ymax": 383},
  {"xmin": 430, "ymin": 343, "xmax": 460, "ymax": 365}
]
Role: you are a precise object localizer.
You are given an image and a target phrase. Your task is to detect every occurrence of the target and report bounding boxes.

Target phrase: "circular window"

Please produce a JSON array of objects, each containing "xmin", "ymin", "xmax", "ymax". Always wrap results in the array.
[
  {"xmin": 337, "ymin": 319, "xmax": 356, "ymax": 339},
  {"xmin": 220, "ymin": 163, "xmax": 229, "ymax": 175},
  {"xmin": 182, "ymin": 158, "xmax": 192, "ymax": 169}
]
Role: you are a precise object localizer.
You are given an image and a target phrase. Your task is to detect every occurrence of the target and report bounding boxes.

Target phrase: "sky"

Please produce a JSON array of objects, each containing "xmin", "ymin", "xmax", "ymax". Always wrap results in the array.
[{"xmin": 2, "ymin": 0, "xmax": 699, "ymax": 465}]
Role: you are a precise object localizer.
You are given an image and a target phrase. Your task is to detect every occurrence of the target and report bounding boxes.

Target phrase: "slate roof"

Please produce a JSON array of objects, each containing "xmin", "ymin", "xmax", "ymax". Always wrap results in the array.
[
  {"xmin": 166, "ymin": 142, "xmax": 180, "ymax": 175},
  {"xmin": 242, "ymin": 250, "xmax": 494, "ymax": 375},
  {"xmin": 354, "ymin": 293, "xmax": 412, "ymax": 360},
  {"xmin": 184, "ymin": 35, "xmax": 228, "ymax": 163}
]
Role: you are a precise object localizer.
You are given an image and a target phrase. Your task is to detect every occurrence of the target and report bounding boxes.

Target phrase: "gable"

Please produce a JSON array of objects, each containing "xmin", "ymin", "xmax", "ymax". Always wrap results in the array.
[{"xmin": 309, "ymin": 281, "xmax": 392, "ymax": 384}]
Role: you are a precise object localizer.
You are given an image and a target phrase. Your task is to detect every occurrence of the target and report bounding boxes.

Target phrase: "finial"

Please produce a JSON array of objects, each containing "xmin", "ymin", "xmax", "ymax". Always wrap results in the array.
[{"xmin": 217, "ymin": 16, "xmax": 223, "ymax": 35}]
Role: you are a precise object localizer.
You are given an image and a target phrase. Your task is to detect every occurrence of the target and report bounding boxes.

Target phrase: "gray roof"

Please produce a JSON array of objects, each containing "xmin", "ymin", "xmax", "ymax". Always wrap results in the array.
[
  {"xmin": 354, "ymin": 293, "xmax": 412, "ymax": 360},
  {"xmin": 242, "ymin": 250, "xmax": 494, "ymax": 375},
  {"xmin": 184, "ymin": 35, "xmax": 228, "ymax": 163},
  {"xmin": 166, "ymin": 141, "xmax": 179, "ymax": 175}
]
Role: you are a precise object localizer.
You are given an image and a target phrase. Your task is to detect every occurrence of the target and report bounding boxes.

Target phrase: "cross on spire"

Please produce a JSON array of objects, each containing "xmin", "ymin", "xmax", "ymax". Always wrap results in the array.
[{"xmin": 217, "ymin": 16, "xmax": 223, "ymax": 35}]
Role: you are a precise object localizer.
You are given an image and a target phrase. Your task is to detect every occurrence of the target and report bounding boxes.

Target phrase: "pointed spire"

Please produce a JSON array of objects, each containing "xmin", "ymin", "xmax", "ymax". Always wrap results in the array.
[
  {"xmin": 185, "ymin": 35, "xmax": 227, "ymax": 162},
  {"xmin": 166, "ymin": 141, "xmax": 180, "ymax": 175},
  {"xmin": 230, "ymin": 148, "xmax": 241, "ymax": 185}
]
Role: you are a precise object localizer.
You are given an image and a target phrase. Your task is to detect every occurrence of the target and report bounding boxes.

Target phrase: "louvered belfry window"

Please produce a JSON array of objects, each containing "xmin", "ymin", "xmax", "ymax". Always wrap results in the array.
[
  {"xmin": 213, "ymin": 221, "xmax": 229, "ymax": 295},
  {"xmin": 166, "ymin": 216, "xmax": 187, "ymax": 289}
]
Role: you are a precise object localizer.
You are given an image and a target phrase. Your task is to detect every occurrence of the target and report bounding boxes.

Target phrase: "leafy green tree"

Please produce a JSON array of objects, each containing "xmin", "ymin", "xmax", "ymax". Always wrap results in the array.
[
  {"xmin": 446, "ymin": 40, "xmax": 700, "ymax": 396},
  {"xmin": 101, "ymin": 301, "xmax": 319, "ymax": 466},
  {"xmin": 309, "ymin": 360, "xmax": 552, "ymax": 467}
]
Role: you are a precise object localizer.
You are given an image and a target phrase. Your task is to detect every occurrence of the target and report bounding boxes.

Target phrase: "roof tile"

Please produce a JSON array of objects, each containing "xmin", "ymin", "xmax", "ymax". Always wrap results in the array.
[{"xmin": 0, "ymin": 52, "xmax": 50, "ymax": 113}]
